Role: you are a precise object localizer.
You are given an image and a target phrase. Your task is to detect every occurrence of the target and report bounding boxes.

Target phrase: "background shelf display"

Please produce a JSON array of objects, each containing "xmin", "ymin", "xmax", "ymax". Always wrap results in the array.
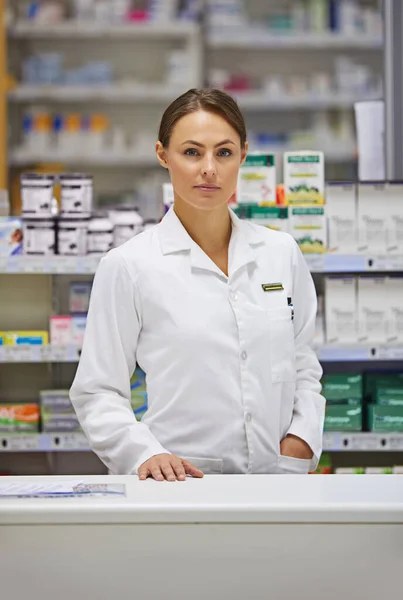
[
  {"xmin": 0, "ymin": 345, "xmax": 81, "ymax": 363},
  {"xmin": 9, "ymin": 150, "xmax": 158, "ymax": 168},
  {"xmin": 208, "ymin": 32, "xmax": 383, "ymax": 50}
]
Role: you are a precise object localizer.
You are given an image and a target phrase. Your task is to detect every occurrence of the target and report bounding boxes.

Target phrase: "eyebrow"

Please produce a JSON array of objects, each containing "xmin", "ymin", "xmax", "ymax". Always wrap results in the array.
[{"xmin": 181, "ymin": 139, "xmax": 236, "ymax": 148}]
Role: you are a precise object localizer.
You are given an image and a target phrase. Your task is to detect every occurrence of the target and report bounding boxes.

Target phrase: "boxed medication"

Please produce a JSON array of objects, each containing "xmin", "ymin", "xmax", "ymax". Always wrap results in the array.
[
  {"xmin": 385, "ymin": 182, "xmax": 403, "ymax": 253},
  {"xmin": 365, "ymin": 373, "xmax": 403, "ymax": 399},
  {"xmin": 71, "ymin": 314, "xmax": 87, "ymax": 347},
  {"xmin": 40, "ymin": 389, "xmax": 81, "ymax": 433},
  {"xmin": 325, "ymin": 182, "xmax": 357, "ymax": 253},
  {"xmin": 249, "ymin": 206, "xmax": 288, "ymax": 233},
  {"xmin": 284, "ymin": 151, "xmax": 324, "ymax": 205},
  {"xmin": 368, "ymin": 404, "xmax": 403, "ymax": 432},
  {"xmin": 0, "ymin": 217, "xmax": 23, "ymax": 256},
  {"xmin": 357, "ymin": 277, "xmax": 388, "ymax": 343},
  {"xmin": 4, "ymin": 331, "xmax": 49, "ymax": 345},
  {"xmin": 324, "ymin": 405, "xmax": 362, "ymax": 432},
  {"xmin": 237, "ymin": 153, "xmax": 276, "ymax": 206},
  {"xmin": 321, "ymin": 374, "xmax": 362, "ymax": 405},
  {"xmin": 69, "ymin": 282, "xmax": 92, "ymax": 313},
  {"xmin": 50, "ymin": 316, "xmax": 72, "ymax": 345},
  {"xmin": 0, "ymin": 403, "xmax": 40, "ymax": 432},
  {"xmin": 375, "ymin": 387, "xmax": 403, "ymax": 406},
  {"xmin": 385, "ymin": 276, "xmax": 403, "ymax": 343},
  {"xmin": 289, "ymin": 206, "xmax": 327, "ymax": 253},
  {"xmin": 357, "ymin": 182, "xmax": 388, "ymax": 253},
  {"xmin": 324, "ymin": 276, "xmax": 357, "ymax": 343}
]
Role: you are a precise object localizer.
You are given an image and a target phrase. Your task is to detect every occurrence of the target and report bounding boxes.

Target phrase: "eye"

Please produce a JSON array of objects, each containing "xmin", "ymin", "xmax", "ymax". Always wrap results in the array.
[
  {"xmin": 184, "ymin": 148, "xmax": 199, "ymax": 156},
  {"xmin": 217, "ymin": 148, "xmax": 232, "ymax": 157}
]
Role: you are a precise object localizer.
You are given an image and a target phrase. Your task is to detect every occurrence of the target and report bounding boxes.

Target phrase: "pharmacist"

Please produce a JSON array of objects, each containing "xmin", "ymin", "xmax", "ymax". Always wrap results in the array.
[{"xmin": 70, "ymin": 89, "xmax": 325, "ymax": 481}]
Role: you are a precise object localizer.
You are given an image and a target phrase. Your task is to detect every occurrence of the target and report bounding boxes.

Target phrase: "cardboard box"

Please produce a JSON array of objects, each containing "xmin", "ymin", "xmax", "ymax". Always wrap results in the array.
[
  {"xmin": 71, "ymin": 314, "xmax": 87, "ymax": 347},
  {"xmin": 368, "ymin": 404, "xmax": 403, "ymax": 432},
  {"xmin": 324, "ymin": 276, "xmax": 357, "ymax": 343},
  {"xmin": 324, "ymin": 405, "xmax": 362, "ymax": 431},
  {"xmin": 385, "ymin": 182, "xmax": 403, "ymax": 253},
  {"xmin": 50, "ymin": 316, "xmax": 72, "ymax": 345},
  {"xmin": 357, "ymin": 277, "xmax": 388, "ymax": 343},
  {"xmin": 364, "ymin": 373, "xmax": 403, "ymax": 399},
  {"xmin": 289, "ymin": 206, "xmax": 327, "ymax": 253},
  {"xmin": 375, "ymin": 386, "xmax": 403, "ymax": 406},
  {"xmin": 284, "ymin": 151, "xmax": 324, "ymax": 205},
  {"xmin": 249, "ymin": 206, "xmax": 289, "ymax": 233},
  {"xmin": 40, "ymin": 390, "xmax": 74, "ymax": 413},
  {"xmin": 237, "ymin": 153, "xmax": 276, "ymax": 206},
  {"xmin": 357, "ymin": 182, "xmax": 387, "ymax": 253},
  {"xmin": 322, "ymin": 374, "xmax": 362, "ymax": 404},
  {"xmin": 326, "ymin": 182, "xmax": 357, "ymax": 253},
  {"xmin": 0, "ymin": 217, "xmax": 23, "ymax": 257},
  {"xmin": 69, "ymin": 282, "xmax": 92, "ymax": 313},
  {"xmin": 4, "ymin": 331, "xmax": 49, "ymax": 345},
  {"xmin": 386, "ymin": 276, "xmax": 403, "ymax": 343},
  {"xmin": 0, "ymin": 403, "xmax": 40, "ymax": 432}
]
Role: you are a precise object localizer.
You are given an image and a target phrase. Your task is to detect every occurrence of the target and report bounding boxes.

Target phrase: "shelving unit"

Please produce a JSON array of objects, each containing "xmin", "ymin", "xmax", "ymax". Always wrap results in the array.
[{"xmin": 9, "ymin": 149, "xmax": 158, "ymax": 168}]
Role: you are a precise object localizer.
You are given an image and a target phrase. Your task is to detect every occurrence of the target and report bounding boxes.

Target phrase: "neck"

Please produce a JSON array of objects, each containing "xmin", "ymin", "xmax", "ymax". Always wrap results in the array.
[{"xmin": 173, "ymin": 196, "xmax": 232, "ymax": 255}]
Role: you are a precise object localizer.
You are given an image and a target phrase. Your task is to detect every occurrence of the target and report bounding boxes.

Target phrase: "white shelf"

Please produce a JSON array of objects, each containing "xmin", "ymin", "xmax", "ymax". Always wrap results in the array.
[
  {"xmin": 9, "ymin": 20, "xmax": 198, "ymax": 40},
  {"xmin": 1, "ymin": 432, "xmax": 402, "ymax": 453},
  {"xmin": 235, "ymin": 91, "xmax": 381, "ymax": 111},
  {"xmin": 316, "ymin": 344, "xmax": 403, "ymax": 362},
  {"xmin": 9, "ymin": 149, "xmax": 158, "ymax": 168},
  {"xmin": 0, "ymin": 345, "xmax": 81, "ymax": 363},
  {"xmin": 208, "ymin": 31, "xmax": 383, "ymax": 50},
  {"xmin": 0, "ymin": 255, "xmax": 101, "ymax": 274},
  {"xmin": 9, "ymin": 83, "xmax": 191, "ymax": 104},
  {"xmin": 323, "ymin": 432, "xmax": 403, "ymax": 452},
  {"xmin": 304, "ymin": 253, "xmax": 403, "ymax": 273}
]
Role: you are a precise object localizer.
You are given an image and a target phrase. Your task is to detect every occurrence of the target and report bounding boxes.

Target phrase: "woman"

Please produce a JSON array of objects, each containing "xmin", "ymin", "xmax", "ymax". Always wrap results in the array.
[{"xmin": 70, "ymin": 88, "xmax": 325, "ymax": 481}]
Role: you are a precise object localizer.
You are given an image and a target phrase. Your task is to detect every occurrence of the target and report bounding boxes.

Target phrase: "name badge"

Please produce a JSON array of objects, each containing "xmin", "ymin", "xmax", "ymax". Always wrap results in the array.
[{"xmin": 261, "ymin": 282, "xmax": 284, "ymax": 292}]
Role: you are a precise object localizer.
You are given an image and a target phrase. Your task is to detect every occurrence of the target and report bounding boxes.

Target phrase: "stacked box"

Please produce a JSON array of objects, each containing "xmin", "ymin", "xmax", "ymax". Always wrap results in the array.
[
  {"xmin": 368, "ymin": 405, "xmax": 403, "ymax": 432},
  {"xmin": 375, "ymin": 387, "xmax": 403, "ymax": 407},
  {"xmin": 324, "ymin": 405, "xmax": 362, "ymax": 432},
  {"xmin": 289, "ymin": 206, "xmax": 327, "ymax": 253},
  {"xmin": 321, "ymin": 374, "xmax": 362, "ymax": 406},
  {"xmin": 249, "ymin": 206, "xmax": 289, "ymax": 233},
  {"xmin": 40, "ymin": 390, "xmax": 81, "ymax": 432},
  {"xmin": 0, "ymin": 403, "xmax": 40, "ymax": 432},
  {"xmin": 237, "ymin": 154, "xmax": 276, "ymax": 206}
]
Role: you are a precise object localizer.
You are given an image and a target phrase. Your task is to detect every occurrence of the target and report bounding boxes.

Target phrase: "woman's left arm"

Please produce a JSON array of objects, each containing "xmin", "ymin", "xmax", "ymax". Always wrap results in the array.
[{"xmin": 283, "ymin": 240, "xmax": 326, "ymax": 471}]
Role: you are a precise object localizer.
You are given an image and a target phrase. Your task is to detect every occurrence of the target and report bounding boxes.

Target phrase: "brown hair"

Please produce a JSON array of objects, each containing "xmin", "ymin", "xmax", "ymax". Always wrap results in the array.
[{"xmin": 158, "ymin": 88, "xmax": 247, "ymax": 149}]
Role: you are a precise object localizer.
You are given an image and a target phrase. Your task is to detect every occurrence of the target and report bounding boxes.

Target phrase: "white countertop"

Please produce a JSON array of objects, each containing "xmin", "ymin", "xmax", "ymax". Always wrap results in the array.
[{"xmin": 1, "ymin": 475, "xmax": 402, "ymax": 525}]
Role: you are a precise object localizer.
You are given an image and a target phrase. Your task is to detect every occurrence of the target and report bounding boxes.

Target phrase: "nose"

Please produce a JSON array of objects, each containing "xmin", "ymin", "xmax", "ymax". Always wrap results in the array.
[{"xmin": 201, "ymin": 154, "xmax": 216, "ymax": 178}]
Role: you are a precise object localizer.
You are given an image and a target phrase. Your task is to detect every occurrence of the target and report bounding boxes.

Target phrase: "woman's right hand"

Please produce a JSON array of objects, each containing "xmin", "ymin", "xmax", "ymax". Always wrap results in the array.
[{"xmin": 138, "ymin": 454, "xmax": 204, "ymax": 481}]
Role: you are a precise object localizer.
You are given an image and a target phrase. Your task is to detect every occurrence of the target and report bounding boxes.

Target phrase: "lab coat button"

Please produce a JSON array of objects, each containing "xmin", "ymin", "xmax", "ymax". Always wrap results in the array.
[
  {"xmin": 231, "ymin": 292, "xmax": 238, "ymax": 302},
  {"xmin": 241, "ymin": 351, "xmax": 247, "ymax": 361},
  {"xmin": 245, "ymin": 412, "xmax": 252, "ymax": 423}
]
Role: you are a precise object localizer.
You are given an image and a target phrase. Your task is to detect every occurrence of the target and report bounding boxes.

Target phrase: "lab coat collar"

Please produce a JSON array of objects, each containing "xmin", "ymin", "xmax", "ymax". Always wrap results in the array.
[{"xmin": 158, "ymin": 206, "xmax": 266, "ymax": 277}]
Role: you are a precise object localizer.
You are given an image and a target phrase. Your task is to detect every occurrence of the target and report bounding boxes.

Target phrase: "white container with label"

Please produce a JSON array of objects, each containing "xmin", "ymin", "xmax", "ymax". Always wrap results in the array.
[
  {"xmin": 21, "ymin": 173, "xmax": 55, "ymax": 219},
  {"xmin": 58, "ymin": 219, "xmax": 89, "ymax": 255},
  {"xmin": 23, "ymin": 219, "xmax": 56, "ymax": 255},
  {"xmin": 60, "ymin": 173, "xmax": 93, "ymax": 219},
  {"xmin": 87, "ymin": 214, "xmax": 113, "ymax": 255},
  {"xmin": 110, "ymin": 208, "xmax": 144, "ymax": 247}
]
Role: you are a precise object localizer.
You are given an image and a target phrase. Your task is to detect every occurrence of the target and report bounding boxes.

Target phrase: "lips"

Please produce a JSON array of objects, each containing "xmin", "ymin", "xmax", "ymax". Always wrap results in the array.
[{"xmin": 194, "ymin": 185, "xmax": 220, "ymax": 191}]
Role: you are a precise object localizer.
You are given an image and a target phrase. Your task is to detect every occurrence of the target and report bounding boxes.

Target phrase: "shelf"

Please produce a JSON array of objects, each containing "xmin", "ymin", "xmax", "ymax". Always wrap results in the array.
[
  {"xmin": 236, "ymin": 92, "xmax": 381, "ymax": 111},
  {"xmin": 0, "ymin": 255, "xmax": 101, "ymax": 274},
  {"xmin": 8, "ymin": 20, "xmax": 198, "ymax": 40},
  {"xmin": 9, "ymin": 149, "xmax": 158, "ymax": 168},
  {"xmin": 9, "ymin": 83, "xmax": 190, "ymax": 103},
  {"xmin": 316, "ymin": 344, "xmax": 403, "ymax": 362},
  {"xmin": 0, "ymin": 345, "xmax": 81, "ymax": 363},
  {"xmin": 208, "ymin": 31, "xmax": 383, "ymax": 50},
  {"xmin": 1, "ymin": 431, "xmax": 402, "ymax": 453},
  {"xmin": 323, "ymin": 432, "xmax": 403, "ymax": 452},
  {"xmin": 304, "ymin": 253, "xmax": 403, "ymax": 273}
]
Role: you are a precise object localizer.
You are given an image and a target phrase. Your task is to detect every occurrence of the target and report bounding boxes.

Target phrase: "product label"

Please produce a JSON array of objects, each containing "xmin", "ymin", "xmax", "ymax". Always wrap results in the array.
[
  {"xmin": 61, "ymin": 183, "xmax": 92, "ymax": 216},
  {"xmin": 87, "ymin": 231, "xmax": 113, "ymax": 254},
  {"xmin": 23, "ymin": 224, "xmax": 55, "ymax": 255},
  {"xmin": 238, "ymin": 154, "xmax": 276, "ymax": 205},
  {"xmin": 58, "ymin": 227, "xmax": 87, "ymax": 255},
  {"xmin": 22, "ymin": 185, "xmax": 53, "ymax": 217}
]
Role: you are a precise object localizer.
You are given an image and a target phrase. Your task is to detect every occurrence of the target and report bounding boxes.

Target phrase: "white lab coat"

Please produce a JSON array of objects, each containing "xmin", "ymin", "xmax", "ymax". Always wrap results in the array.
[{"xmin": 70, "ymin": 207, "xmax": 325, "ymax": 475}]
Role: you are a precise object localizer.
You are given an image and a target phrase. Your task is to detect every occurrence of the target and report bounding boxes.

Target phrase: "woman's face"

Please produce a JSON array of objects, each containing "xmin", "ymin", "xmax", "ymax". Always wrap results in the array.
[{"xmin": 156, "ymin": 110, "xmax": 247, "ymax": 211}]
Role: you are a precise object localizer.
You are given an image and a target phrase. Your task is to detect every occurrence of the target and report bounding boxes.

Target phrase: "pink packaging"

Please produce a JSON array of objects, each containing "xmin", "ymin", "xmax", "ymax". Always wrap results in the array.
[{"xmin": 50, "ymin": 316, "xmax": 72, "ymax": 345}]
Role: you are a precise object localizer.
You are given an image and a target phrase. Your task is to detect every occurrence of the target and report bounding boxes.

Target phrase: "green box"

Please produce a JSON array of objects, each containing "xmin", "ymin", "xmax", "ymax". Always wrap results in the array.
[
  {"xmin": 324, "ymin": 405, "xmax": 362, "ymax": 432},
  {"xmin": 368, "ymin": 405, "xmax": 403, "ymax": 432},
  {"xmin": 364, "ymin": 373, "xmax": 403, "ymax": 399},
  {"xmin": 376, "ymin": 387, "xmax": 403, "ymax": 406},
  {"xmin": 322, "ymin": 374, "xmax": 362, "ymax": 403}
]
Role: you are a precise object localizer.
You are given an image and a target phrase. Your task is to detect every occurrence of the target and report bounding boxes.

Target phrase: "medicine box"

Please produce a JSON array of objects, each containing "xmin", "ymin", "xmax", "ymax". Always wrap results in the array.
[
  {"xmin": 321, "ymin": 374, "xmax": 362, "ymax": 405},
  {"xmin": 237, "ymin": 153, "xmax": 276, "ymax": 206},
  {"xmin": 0, "ymin": 217, "xmax": 23, "ymax": 257},
  {"xmin": 375, "ymin": 387, "xmax": 403, "ymax": 406},
  {"xmin": 324, "ymin": 405, "xmax": 362, "ymax": 432},
  {"xmin": 0, "ymin": 403, "xmax": 40, "ymax": 433},
  {"xmin": 4, "ymin": 331, "xmax": 49, "ymax": 345},
  {"xmin": 289, "ymin": 206, "xmax": 327, "ymax": 253},
  {"xmin": 368, "ymin": 404, "xmax": 403, "ymax": 432},
  {"xmin": 325, "ymin": 182, "xmax": 357, "ymax": 253},
  {"xmin": 71, "ymin": 314, "xmax": 87, "ymax": 347},
  {"xmin": 50, "ymin": 316, "xmax": 72, "ymax": 345},
  {"xmin": 385, "ymin": 276, "xmax": 403, "ymax": 343},
  {"xmin": 249, "ymin": 206, "xmax": 289, "ymax": 233},
  {"xmin": 284, "ymin": 151, "xmax": 324, "ymax": 205},
  {"xmin": 385, "ymin": 182, "xmax": 403, "ymax": 253},
  {"xmin": 357, "ymin": 277, "xmax": 388, "ymax": 343},
  {"xmin": 357, "ymin": 182, "xmax": 388, "ymax": 253},
  {"xmin": 324, "ymin": 276, "xmax": 357, "ymax": 343},
  {"xmin": 69, "ymin": 282, "xmax": 92, "ymax": 313}
]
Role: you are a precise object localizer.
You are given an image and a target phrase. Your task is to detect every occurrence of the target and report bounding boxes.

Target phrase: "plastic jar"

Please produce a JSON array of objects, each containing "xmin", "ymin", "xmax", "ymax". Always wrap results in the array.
[
  {"xmin": 59, "ymin": 173, "xmax": 93, "ymax": 219},
  {"xmin": 87, "ymin": 213, "xmax": 113, "ymax": 254},
  {"xmin": 23, "ymin": 220, "xmax": 56, "ymax": 255},
  {"xmin": 58, "ymin": 219, "xmax": 89, "ymax": 256},
  {"xmin": 110, "ymin": 207, "xmax": 144, "ymax": 247},
  {"xmin": 21, "ymin": 173, "xmax": 55, "ymax": 219}
]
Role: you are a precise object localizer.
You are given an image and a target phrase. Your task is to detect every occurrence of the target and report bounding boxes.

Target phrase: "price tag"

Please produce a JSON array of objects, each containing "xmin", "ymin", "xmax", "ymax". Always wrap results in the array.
[
  {"xmin": 54, "ymin": 257, "xmax": 75, "ymax": 274},
  {"xmin": 51, "ymin": 433, "xmax": 89, "ymax": 451},
  {"xmin": 0, "ymin": 435, "xmax": 40, "ymax": 452},
  {"xmin": 352, "ymin": 434, "xmax": 379, "ymax": 451},
  {"xmin": 322, "ymin": 432, "xmax": 341, "ymax": 451},
  {"xmin": 377, "ymin": 345, "xmax": 403, "ymax": 360},
  {"xmin": 40, "ymin": 345, "xmax": 52, "ymax": 361},
  {"xmin": 389, "ymin": 435, "xmax": 403, "ymax": 451},
  {"xmin": 23, "ymin": 258, "xmax": 44, "ymax": 274},
  {"xmin": 51, "ymin": 345, "xmax": 69, "ymax": 361}
]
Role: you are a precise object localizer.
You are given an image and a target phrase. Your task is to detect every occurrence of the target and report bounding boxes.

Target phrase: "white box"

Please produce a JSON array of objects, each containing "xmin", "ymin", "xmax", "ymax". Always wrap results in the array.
[
  {"xmin": 357, "ymin": 182, "xmax": 388, "ymax": 253},
  {"xmin": 237, "ymin": 153, "xmax": 276, "ymax": 206},
  {"xmin": 324, "ymin": 276, "xmax": 357, "ymax": 344},
  {"xmin": 325, "ymin": 182, "xmax": 357, "ymax": 253},
  {"xmin": 385, "ymin": 276, "xmax": 403, "ymax": 343},
  {"xmin": 50, "ymin": 316, "xmax": 72, "ymax": 345},
  {"xmin": 385, "ymin": 182, "xmax": 403, "ymax": 253},
  {"xmin": 357, "ymin": 277, "xmax": 388, "ymax": 343},
  {"xmin": 69, "ymin": 282, "xmax": 92, "ymax": 313},
  {"xmin": 284, "ymin": 150, "xmax": 324, "ymax": 205},
  {"xmin": 289, "ymin": 206, "xmax": 327, "ymax": 253},
  {"xmin": 71, "ymin": 314, "xmax": 87, "ymax": 348}
]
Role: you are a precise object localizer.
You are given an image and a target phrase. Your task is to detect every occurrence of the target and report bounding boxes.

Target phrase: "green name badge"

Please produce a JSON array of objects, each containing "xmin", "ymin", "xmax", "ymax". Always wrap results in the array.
[{"xmin": 261, "ymin": 283, "xmax": 284, "ymax": 292}]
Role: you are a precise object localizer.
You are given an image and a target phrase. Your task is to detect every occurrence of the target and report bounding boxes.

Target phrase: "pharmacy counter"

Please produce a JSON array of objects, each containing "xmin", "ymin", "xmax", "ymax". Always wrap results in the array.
[{"xmin": 1, "ymin": 475, "xmax": 402, "ymax": 599}]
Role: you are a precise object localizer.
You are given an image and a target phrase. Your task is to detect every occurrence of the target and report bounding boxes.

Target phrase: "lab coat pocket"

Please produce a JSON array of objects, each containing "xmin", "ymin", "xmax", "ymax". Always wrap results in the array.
[
  {"xmin": 266, "ymin": 307, "xmax": 296, "ymax": 383},
  {"xmin": 275, "ymin": 454, "xmax": 311, "ymax": 475},
  {"xmin": 185, "ymin": 457, "xmax": 224, "ymax": 475}
]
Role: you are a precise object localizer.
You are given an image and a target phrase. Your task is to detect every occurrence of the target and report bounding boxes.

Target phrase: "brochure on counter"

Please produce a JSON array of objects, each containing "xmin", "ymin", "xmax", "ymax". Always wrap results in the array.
[{"xmin": 0, "ymin": 480, "xmax": 126, "ymax": 498}]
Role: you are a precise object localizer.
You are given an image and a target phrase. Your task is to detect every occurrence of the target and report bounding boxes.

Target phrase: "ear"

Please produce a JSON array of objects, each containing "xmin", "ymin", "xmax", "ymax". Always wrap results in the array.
[
  {"xmin": 156, "ymin": 141, "xmax": 169, "ymax": 169},
  {"xmin": 240, "ymin": 141, "xmax": 248, "ymax": 167}
]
